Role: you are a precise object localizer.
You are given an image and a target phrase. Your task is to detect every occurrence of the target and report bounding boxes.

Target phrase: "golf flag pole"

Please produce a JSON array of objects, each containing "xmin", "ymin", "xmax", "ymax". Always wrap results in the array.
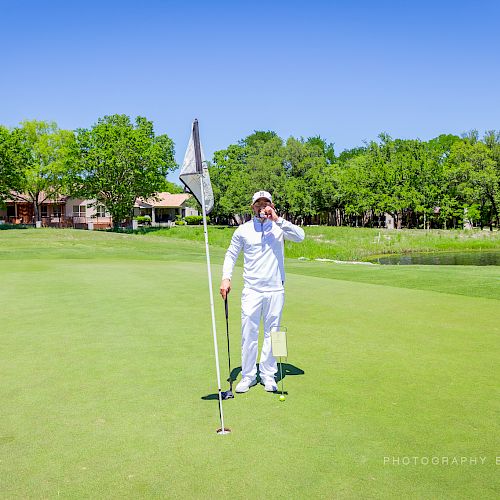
[{"xmin": 180, "ymin": 120, "xmax": 230, "ymax": 435}]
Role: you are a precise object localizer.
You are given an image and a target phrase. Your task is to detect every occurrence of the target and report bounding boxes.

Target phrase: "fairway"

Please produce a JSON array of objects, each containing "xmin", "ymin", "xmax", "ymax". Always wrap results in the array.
[{"xmin": 0, "ymin": 230, "xmax": 499, "ymax": 499}]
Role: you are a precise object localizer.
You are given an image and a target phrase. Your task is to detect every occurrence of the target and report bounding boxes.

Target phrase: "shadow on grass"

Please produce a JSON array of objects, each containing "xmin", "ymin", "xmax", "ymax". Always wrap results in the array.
[{"xmin": 201, "ymin": 363, "xmax": 304, "ymax": 400}]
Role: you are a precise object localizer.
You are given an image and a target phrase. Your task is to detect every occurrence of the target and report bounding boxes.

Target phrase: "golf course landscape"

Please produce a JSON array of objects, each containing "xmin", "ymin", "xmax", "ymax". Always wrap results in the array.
[{"xmin": 1, "ymin": 227, "xmax": 499, "ymax": 499}]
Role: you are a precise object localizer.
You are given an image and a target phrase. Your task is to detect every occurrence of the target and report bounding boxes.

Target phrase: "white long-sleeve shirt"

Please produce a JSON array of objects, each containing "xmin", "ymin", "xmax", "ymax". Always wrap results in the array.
[{"xmin": 222, "ymin": 217, "xmax": 305, "ymax": 292}]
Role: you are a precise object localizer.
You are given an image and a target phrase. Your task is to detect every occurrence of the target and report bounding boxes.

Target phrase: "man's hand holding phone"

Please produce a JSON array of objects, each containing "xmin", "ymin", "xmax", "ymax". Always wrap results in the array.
[{"xmin": 259, "ymin": 205, "xmax": 279, "ymax": 222}]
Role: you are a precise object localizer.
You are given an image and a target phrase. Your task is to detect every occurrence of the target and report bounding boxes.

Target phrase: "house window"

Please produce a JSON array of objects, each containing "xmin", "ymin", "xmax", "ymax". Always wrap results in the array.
[
  {"xmin": 53, "ymin": 205, "xmax": 62, "ymax": 217},
  {"xmin": 41, "ymin": 205, "xmax": 48, "ymax": 217},
  {"xmin": 96, "ymin": 205, "xmax": 106, "ymax": 217},
  {"xmin": 73, "ymin": 205, "xmax": 87, "ymax": 217}
]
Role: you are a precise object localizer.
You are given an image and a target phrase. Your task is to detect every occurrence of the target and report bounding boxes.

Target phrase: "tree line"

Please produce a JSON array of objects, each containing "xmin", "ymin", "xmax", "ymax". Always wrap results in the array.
[
  {"xmin": 209, "ymin": 130, "xmax": 500, "ymax": 229},
  {"xmin": 1, "ymin": 116, "xmax": 499, "ymax": 229}
]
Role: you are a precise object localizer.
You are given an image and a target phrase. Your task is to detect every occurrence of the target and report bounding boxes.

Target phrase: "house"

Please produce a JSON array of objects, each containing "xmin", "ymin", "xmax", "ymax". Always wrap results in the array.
[
  {"xmin": 0, "ymin": 192, "xmax": 197, "ymax": 228},
  {"xmin": 0, "ymin": 193, "xmax": 72, "ymax": 226},
  {"xmin": 0, "ymin": 192, "xmax": 113, "ymax": 228},
  {"xmin": 67, "ymin": 199, "xmax": 113, "ymax": 229},
  {"xmin": 134, "ymin": 192, "xmax": 198, "ymax": 226}
]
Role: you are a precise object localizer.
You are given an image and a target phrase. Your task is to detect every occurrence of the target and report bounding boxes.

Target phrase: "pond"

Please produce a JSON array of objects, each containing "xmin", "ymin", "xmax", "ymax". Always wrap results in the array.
[{"xmin": 369, "ymin": 251, "xmax": 500, "ymax": 266}]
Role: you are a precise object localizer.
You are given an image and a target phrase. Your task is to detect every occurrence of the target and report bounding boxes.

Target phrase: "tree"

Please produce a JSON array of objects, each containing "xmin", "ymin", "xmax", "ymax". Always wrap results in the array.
[
  {"xmin": 283, "ymin": 137, "xmax": 333, "ymax": 223},
  {"xmin": 241, "ymin": 130, "xmax": 278, "ymax": 148},
  {"xmin": 211, "ymin": 144, "xmax": 254, "ymax": 222},
  {"xmin": 71, "ymin": 115, "xmax": 176, "ymax": 227},
  {"xmin": 445, "ymin": 139, "xmax": 499, "ymax": 228},
  {"xmin": 210, "ymin": 131, "xmax": 285, "ymax": 223},
  {"xmin": 482, "ymin": 130, "xmax": 500, "ymax": 227},
  {"xmin": 6, "ymin": 120, "xmax": 76, "ymax": 222},
  {"xmin": 160, "ymin": 180, "xmax": 184, "ymax": 194},
  {"xmin": 209, "ymin": 128, "xmax": 499, "ymax": 229},
  {"xmin": 0, "ymin": 126, "xmax": 27, "ymax": 200}
]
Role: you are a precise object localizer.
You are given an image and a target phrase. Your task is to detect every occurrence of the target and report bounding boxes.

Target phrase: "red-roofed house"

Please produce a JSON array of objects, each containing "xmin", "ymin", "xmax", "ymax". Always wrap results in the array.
[
  {"xmin": 134, "ymin": 192, "xmax": 198, "ymax": 225},
  {"xmin": 0, "ymin": 192, "xmax": 70, "ymax": 226},
  {"xmin": 0, "ymin": 191, "xmax": 197, "ymax": 228}
]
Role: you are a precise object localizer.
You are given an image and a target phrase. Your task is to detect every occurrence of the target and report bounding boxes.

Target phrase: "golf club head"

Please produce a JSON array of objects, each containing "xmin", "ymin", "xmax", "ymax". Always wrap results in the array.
[{"xmin": 221, "ymin": 390, "xmax": 234, "ymax": 400}]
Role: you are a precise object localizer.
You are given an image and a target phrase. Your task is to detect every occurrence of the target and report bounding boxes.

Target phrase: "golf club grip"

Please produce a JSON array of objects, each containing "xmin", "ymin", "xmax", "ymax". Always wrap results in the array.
[{"xmin": 224, "ymin": 296, "xmax": 228, "ymax": 319}]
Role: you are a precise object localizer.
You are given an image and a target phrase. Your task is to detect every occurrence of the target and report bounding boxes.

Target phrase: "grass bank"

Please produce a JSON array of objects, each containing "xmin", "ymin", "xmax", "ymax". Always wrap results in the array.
[
  {"xmin": 0, "ymin": 227, "xmax": 226, "ymax": 262},
  {"xmin": 147, "ymin": 225, "xmax": 500, "ymax": 261},
  {"xmin": 1, "ymin": 228, "xmax": 498, "ymax": 300}
]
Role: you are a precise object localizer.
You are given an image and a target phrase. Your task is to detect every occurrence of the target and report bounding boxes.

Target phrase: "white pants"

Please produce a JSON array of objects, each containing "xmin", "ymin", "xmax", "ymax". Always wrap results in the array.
[{"xmin": 240, "ymin": 287, "xmax": 285, "ymax": 380}]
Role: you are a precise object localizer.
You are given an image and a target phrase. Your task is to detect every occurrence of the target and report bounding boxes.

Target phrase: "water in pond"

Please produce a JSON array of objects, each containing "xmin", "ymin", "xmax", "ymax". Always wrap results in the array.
[{"xmin": 370, "ymin": 251, "xmax": 500, "ymax": 266}]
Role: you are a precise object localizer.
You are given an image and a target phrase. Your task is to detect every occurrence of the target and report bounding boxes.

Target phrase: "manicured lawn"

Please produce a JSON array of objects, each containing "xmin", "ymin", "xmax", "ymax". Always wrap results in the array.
[{"xmin": 0, "ymin": 229, "xmax": 498, "ymax": 498}]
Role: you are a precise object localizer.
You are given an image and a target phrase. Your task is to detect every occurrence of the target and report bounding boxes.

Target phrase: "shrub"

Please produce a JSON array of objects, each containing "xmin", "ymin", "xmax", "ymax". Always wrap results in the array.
[
  {"xmin": 0, "ymin": 223, "xmax": 30, "ymax": 230},
  {"xmin": 135, "ymin": 215, "xmax": 151, "ymax": 224},
  {"xmin": 185, "ymin": 215, "xmax": 208, "ymax": 225}
]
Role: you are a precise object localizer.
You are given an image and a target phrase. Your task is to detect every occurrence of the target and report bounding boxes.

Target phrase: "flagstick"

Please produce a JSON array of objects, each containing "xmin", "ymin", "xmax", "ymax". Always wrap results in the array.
[{"xmin": 200, "ymin": 178, "xmax": 229, "ymax": 434}]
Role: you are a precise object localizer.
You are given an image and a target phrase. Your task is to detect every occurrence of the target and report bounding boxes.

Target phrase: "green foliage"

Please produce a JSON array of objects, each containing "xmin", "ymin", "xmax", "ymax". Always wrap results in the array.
[
  {"xmin": 160, "ymin": 180, "xmax": 184, "ymax": 193},
  {"xmin": 444, "ymin": 138, "xmax": 499, "ymax": 227},
  {"xmin": 2, "ymin": 115, "xmax": 499, "ymax": 230},
  {"xmin": 183, "ymin": 193, "xmax": 201, "ymax": 213},
  {"xmin": 240, "ymin": 130, "xmax": 278, "ymax": 147},
  {"xmin": 174, "ymin": 215, "xmax": 185, "ymax": 225},
  {"xmin": 184, "ymin": 215, "xmax": 207, "ymax": 225},
  {"xmin": 4, "ymin": 120, "xmax": 76, "ymax": 220},
  {"xmin": 0, "ymin": 223, "xmax": 30, "ymax": 230},
  {"xmin": 135, "ymin": 215, "xmax": 151, "ymax": 224},
  {"xmin": 0, "ymin": 126, "xmax": 27, "ymax": 199},
  {"xmin": 70, "ymin": 114, "xmax": 176, "ymax": 227},
  {"xmin": 210, "ymin": 128, "xmax": 500, "ymax": 229}
]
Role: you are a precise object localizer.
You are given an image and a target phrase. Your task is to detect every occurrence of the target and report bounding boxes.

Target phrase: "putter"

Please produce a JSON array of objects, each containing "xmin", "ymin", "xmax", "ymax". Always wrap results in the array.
[{"xmin": 221, "ymin": 297, "xmax": 234, "ymax": 400}]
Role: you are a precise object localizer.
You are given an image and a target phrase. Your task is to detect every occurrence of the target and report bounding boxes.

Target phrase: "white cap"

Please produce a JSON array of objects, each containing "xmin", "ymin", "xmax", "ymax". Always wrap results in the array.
[{"xmin": 252, "ymin": 190, "xmax": 273, "ymax": 204}]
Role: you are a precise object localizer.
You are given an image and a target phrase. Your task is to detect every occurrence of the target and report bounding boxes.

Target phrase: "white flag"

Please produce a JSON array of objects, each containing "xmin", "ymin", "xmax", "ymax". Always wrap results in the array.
[{"xmin": 179, "ymin": 120, "xmax": 214, "ymax": 214}]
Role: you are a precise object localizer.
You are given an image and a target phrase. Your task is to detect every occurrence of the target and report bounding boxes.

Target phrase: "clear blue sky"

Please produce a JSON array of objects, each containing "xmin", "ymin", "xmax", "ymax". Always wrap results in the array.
[{"xmin": 2, "ymin": 0, "xmax": 499, "ymax": 182}]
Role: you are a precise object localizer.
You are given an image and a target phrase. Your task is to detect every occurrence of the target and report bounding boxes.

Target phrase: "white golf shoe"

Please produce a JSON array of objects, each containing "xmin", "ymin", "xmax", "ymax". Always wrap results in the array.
[
  {"xmin": 261, "ymin": 377, "xmax": 278, "ymax": 392},
  {"xmin": 235, "ymin": 377, "xmax": 257, "ymax": 393}
]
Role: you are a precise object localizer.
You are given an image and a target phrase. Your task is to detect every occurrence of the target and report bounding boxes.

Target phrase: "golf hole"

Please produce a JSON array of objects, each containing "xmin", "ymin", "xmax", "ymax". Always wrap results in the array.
[{"xmin": 216, "ymin": 427, "xmax": 232, "ymax": 435}]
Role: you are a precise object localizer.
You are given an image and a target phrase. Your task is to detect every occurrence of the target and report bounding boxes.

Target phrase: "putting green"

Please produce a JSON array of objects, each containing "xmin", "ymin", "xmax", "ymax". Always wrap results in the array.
[{"xmin": 0, "ymin": 230, "xmax": 498, "ymax": 498}]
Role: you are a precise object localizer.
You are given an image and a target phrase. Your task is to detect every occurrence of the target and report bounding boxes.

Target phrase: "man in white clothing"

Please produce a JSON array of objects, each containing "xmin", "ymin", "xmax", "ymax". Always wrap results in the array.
[{"xmin": 219, "ymin": 190, "xmax": 305, "ymax": 393}]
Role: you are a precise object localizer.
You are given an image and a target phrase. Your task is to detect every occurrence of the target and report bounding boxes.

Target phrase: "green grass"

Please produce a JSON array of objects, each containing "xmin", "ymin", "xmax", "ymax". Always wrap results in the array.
[
  {"xmin": 0, "ymin": 227, "xmax": 225, "ymax": 262},
  {"xmin": 0, "ymin": 229, "xmax": 499, "ymax": 498},
  {"xmin": 286, "ymin": 260, "xmax": 500, "ymax": 300},
  {"xmin": 147, "ymin": 225, "xmax": 500, "ymax": 261}
]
